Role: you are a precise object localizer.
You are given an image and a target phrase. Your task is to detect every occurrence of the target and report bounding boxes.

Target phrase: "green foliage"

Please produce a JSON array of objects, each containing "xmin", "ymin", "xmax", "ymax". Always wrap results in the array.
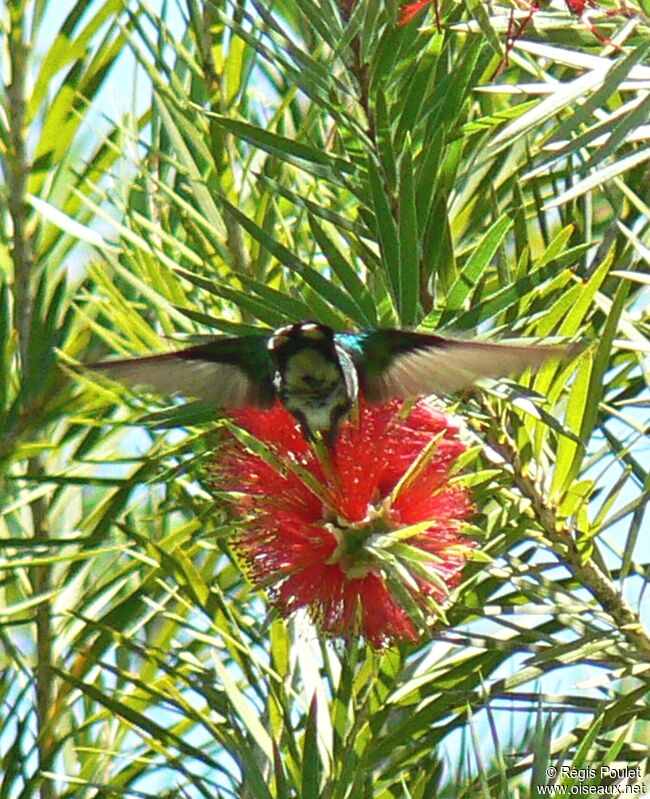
[{"xmin": 0, "ymin": 0, "xmax": 648, "ymax": 797}]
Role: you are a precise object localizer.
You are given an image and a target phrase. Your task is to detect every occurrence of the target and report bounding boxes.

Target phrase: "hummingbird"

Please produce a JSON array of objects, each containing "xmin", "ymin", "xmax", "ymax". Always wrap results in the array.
[{"xmin": 89, "ymin": 321, "xmax": 581, "ymax": 446}]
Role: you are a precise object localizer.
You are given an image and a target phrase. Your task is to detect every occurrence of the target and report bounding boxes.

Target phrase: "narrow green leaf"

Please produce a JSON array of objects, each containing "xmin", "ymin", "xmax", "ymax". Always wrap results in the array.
[
  {"xmin": 435, "ymin": 260, "xmax": 567, "ymax": 330},
  {"xmin": 546, "ymin": 148, "xmax": 650, "ymax": 209},
  {"xmin": 550, "ymin": 354, "xmax": 591, "ymax": 497},
  {"xmin": 375, "ymin": 86, "xmax": 397, "ymax": 188},
  {"xmin": 215, "ymin": 193, "xmax": 355, "ymax": 325},
  {"xmin": 308, "ymin": 215, "xmax": 378, "ymax": 327},
  {"xmin": 206, "ymin": 112, "xmax": 355, "ymax": 177},
  {"xmin": 273, "ymin": 740, "xmax": 291, "ymax": 799},
  {"xmin": 302, "ymin": 694, "xmax": 321, "ymax": 799},
  {"xmin": 211, "ymin": 655, "xmax": 273, "ymax": 760},
  {"xmin": 397, "ymin": 136, "xmax": 419, "ymax": 325},
  {"xmin": 368, "ymin": 157, "xmax": 400, "ymax": 316},
  {"xmin": 445, "ymin": 215, "xmax": 513, "ymax": 312},
  {"xmin": 53, "ymin": 667, "xmax": 221, "ymax": 769},
  {"xmin": 487, "ymin": 68, "xmax": 609, "ymax": 155},
  {"xmin": 28, "ymin": 194, "xmax": 117, "ymax": 250}
]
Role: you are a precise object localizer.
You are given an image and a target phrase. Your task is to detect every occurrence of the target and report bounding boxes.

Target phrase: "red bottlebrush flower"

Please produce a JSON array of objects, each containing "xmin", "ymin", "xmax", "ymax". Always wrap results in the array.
[
  {"xmin": 219, "ymin": 398, "xmax": 474, "ymax": 648},
  {"xmin": 398, "ymin": 0, "xmax": 437, "ymax": 26}
]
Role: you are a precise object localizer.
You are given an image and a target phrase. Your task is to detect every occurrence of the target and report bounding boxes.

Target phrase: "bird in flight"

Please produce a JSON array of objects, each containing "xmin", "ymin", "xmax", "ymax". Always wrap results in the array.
[{"xmin": 89, "ymin": 321, "xmax": 582, "ymax": 446}]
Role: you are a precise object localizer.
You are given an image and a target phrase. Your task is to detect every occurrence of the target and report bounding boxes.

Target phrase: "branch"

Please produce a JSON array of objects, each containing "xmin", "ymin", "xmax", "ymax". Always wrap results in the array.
[
  {"xmin": 7, "ymin": 5, "xmax": 55, "ymax": 797},
  {"xmin": 7, "ymin": 1, "xmax": 33, "ymax": 366},
  {"xmin": 481, "ymin": 400, "xmax": 650, "ymax": 659}
]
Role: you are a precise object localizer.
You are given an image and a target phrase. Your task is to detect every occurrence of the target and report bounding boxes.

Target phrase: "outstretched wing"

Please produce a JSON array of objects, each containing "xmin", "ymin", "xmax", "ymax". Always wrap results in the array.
[
  {"xmin": 87, "ymin": 335, "xmax": 275, "ymax": 408},
  {"xmin": 337, "ymin": 330, "xmax": 583, "ymax": 401}
]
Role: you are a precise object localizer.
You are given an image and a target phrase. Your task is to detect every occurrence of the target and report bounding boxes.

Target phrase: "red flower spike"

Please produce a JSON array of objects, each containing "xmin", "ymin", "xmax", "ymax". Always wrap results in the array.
[
  {"xmin": 398, "ymin": 0, "xmax": 441, "ymax": 29},
  {"xmin": 220, "ymin": 399, "xmax": 473, "ymax": 648}
]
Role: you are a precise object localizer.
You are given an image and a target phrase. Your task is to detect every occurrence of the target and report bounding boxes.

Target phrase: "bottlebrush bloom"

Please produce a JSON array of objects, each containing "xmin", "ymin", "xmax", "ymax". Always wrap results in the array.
[
  {"xmin": 218, "ymin": 398, "xmax": 473, "ymax": 648},
  {"xmin": 398, "ymin": 0, "xmax": 437, "ymax": 26},
  {"xmin": 339, "ymin": 0, "xmax": 437, "ymax": 26}
]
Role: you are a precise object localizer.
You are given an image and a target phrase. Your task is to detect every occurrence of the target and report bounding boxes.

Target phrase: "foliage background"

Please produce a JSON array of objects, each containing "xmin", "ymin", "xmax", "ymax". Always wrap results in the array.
[{"xmin": 1, "ymin": 0, "xmax": 649, "ymax": 796}]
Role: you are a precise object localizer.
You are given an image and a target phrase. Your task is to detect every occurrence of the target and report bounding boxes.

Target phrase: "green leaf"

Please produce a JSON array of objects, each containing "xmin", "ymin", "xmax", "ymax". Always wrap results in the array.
[
  {"xmin": 397, "ymin": 136, "xmax": 419, "ymax": 325},
  {"xmin": 368, "ymin": 157, "xmax": 400, "ymax": 318},
  {"xmin": 444, "ymin": 214, "xmax": 513, "ymax": 313},
  {"xmin": 308, "ymin": 215, "xmax": 379, "ymax": 327},
  {"xmin": 206, "ymin": 112, "xmax": 355, "ymax": 178},
  {"xmin": 302, "ymin": 694, "xmax": 321, "ymax": 799}
]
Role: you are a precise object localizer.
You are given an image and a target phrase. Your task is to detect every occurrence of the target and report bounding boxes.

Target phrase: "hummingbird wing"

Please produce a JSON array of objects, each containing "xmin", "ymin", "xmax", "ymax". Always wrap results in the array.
[
  {"xmin": 337, "ymin": 330, "xmax": 583, "ymax": 402},
  {"xmin": 87, "ymin": 335, "xmax": 275, "ymax": 408}
]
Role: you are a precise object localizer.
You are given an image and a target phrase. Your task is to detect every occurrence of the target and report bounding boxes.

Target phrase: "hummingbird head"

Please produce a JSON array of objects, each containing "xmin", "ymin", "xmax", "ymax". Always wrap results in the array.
[
  {"xmin": 266, "ymin": 321, "xmax": 336, "ymax": 367},
  {"xmin": 266, "ymin": 321, "xmax": 357, "ymax": 445}
]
